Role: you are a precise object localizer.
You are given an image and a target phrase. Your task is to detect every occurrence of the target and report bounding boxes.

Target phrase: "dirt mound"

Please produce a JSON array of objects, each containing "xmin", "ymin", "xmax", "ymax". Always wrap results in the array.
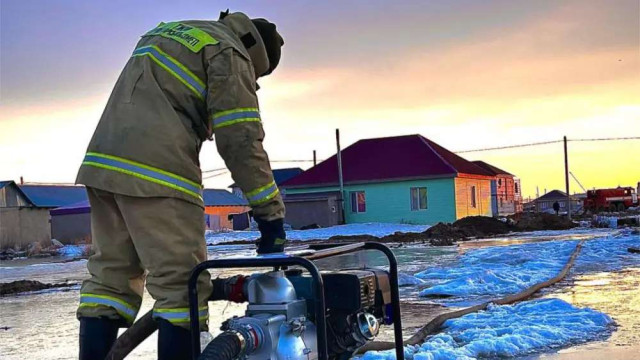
[
  {"xmin": 514, "ymin": 213, "xmax": 577, "ymax": 231},
  {"xmin": 422, "ymin": 216, "xmax": 513, "ymax": 246},
  {"xmin": 0, "ymin": 280, "xmax": 75, "ymax": 297}
]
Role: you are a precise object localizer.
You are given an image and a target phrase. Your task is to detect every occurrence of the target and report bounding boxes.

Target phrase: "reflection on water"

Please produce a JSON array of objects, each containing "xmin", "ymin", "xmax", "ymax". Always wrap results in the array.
[{"xmin": 543, "ymin": 267, "xmax": 640, "ymax": 349}]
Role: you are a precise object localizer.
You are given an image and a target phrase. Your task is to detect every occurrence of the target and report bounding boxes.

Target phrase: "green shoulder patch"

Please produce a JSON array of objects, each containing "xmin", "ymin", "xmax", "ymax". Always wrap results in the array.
[{"xmin": 143, "ymin": 22, "xmax": 218, "ymax": 52}]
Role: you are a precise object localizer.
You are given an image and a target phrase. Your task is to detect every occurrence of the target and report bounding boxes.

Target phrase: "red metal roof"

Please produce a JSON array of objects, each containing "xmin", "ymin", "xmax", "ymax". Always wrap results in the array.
[
  {"xmin": 282, "ymin": 135, "xmax": 493, "ymax": 188},
  {"xmin": 471, "ymin": 160, "xmax": 513, "ymax": 176}
]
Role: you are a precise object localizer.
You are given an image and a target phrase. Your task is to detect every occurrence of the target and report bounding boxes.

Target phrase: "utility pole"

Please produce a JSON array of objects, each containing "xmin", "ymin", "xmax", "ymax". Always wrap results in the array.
[
  {"xmin": 313, "ymin": 150, "xmax": 317, "ymax": 166},
  {"xmin": 564, "ymin": 136, "xmax": 571, "ymax": 219},
  {"xmin": 336, "ymin": 129, "xmax": 346, "ymax": 224}
]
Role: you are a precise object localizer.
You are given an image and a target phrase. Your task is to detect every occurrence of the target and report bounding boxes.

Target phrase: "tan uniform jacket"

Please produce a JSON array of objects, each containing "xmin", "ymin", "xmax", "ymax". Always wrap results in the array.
[{"xmin": 77, "ymin": 16, "xmax": 284, "ymax": 220}]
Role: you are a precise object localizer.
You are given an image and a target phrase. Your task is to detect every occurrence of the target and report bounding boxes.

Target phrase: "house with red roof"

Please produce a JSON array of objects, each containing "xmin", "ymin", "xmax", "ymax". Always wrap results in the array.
[
  {"xmin": 281, "ymin": 135, "xmax": 495, "ymax": 226},
  {"xmin": 472, "ymin": 160, "xmax": 523, "ymax": 216}
]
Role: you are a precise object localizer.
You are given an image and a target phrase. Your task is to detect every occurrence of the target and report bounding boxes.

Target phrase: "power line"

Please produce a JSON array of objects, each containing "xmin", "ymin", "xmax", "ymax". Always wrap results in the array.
[
  {"xmin": 455, "ymin": 136, "xmax": 640, "ymax": 154},
  {"xmin": 271, "ymin": 159, "xmax": 318, "ymax": 163},
  {"xmin": 202, "ymin": 170, "xmax": 229, "ymax": 180},
  {"xmin": 455, "ymin": 140, "xmax": 562, "ymax": 153},
  {"xmin": 568, "ymin": 136, "xmax": 640, "ymax": 142},
  {"xmin": 202, "ymin": 167, "xmax": 227, "ymax": 174}
]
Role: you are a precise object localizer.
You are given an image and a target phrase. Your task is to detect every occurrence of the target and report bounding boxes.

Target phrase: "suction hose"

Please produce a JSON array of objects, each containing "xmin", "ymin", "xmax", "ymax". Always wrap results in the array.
[{"xmin": 199, "ymin": 331, "xmax": 243, "ymax": 360}]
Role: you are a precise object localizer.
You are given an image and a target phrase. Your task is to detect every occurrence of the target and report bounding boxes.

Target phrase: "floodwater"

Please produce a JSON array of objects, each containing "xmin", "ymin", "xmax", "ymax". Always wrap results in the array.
[{"xmin": 1, "ymin": 229, "xmax": 638, "ymax": 359}]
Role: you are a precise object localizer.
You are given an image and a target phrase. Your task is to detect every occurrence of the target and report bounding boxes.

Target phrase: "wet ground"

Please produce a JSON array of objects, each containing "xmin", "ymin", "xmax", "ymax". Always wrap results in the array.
[{"xmin": 1, "ymin": 228, "xmax": 638, "ymax": 359}]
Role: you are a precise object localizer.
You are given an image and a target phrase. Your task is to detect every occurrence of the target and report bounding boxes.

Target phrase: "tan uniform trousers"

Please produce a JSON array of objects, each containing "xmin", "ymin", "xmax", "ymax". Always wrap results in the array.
[{"xmin": 77, "ymin": 187, "xmax": 212, "ymax": 329}]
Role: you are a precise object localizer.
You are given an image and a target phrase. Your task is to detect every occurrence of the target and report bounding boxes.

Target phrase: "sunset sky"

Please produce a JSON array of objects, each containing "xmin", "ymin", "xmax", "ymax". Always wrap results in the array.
[{"xmin": 1, "ymin": 0, "xmax": 638, "ymax": 198}]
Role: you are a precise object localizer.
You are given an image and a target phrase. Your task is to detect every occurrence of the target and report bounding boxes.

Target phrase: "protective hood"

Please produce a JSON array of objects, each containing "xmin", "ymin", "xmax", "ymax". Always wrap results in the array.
[{"xmin": 220, "ymin": 12, "xmax": 270, "ymax": 77}]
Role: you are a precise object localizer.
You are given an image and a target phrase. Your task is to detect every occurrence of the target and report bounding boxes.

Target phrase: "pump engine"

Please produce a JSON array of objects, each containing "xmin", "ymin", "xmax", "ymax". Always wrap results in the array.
[{"xmin": 199, "ymin": 268, "xmax": 392, "ymax": 360}]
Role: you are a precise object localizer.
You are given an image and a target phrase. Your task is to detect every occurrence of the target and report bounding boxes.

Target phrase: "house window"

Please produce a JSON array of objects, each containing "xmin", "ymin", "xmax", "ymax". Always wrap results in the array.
[
  {"xmin": 498, "ymin": 179, "xmax": 502, "ymax": 186},
  {"xmin": 410, "ymin": 187, "xmax": 428, "ymax": 211},
  {"xmin": 350, "ymin": 191, "xmax": 366, "ymax": 213},
  {"xmin": 470, "ymin": 186, "xmax": 477, "ymax": 208},
  {"xmin": 515, "ymin": 183, "xmax": 519, "ymax": 194}
]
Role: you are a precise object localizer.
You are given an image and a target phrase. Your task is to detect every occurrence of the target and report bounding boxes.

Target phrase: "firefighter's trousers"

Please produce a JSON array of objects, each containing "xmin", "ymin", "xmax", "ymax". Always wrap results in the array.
[{"xmin": 77, "ymin": 187, "xmax": 212, "ymax": 329}]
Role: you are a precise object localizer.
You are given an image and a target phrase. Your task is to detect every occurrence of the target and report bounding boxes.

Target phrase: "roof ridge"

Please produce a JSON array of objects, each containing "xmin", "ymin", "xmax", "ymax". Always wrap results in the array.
[{"xmin": 417, "ymin": 135, "xmax": 458, "ymax": 175}]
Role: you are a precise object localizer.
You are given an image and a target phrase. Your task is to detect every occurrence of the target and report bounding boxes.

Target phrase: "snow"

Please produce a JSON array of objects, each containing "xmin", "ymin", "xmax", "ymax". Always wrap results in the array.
[
  {"xmin": 205, "ymin": 223, "xmax": 429, "ymax": 245},
  {"xmin": 57, "ymin": 245, "xmax": 85, "ymax": 257},
  {"xmin": 398, "ymin": 273, "xmax": 426, "ymax": 286},
  {"xmin": 413, "ymin": 229, "xmax": 640, "ymax": 301},
  {"xmin": 361, "ymin": 299, "xmax": 614, "ymax": 360},
  {"xmin": 416, "ymin": 240, "xmax": 578, "ymax": 299}
]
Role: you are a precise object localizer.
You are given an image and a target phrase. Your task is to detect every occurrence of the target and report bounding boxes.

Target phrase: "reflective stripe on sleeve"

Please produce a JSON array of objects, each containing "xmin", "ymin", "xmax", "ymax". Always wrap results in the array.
[
  {"xmin": 211, "ymin": 108, "xmax": 261, "ymax": 130},
  {"xmin": 79, "ymin": 294, "xmax": 138, "ymax": 322},
  {"xmin": 82, "ymin": 152, "xmax": 203, "ymax": 202},
  {"xmin": 245, "ymin": 181, "xmax": 280, "ymax": 206},
  {"xmin": 153, "ymin": 306, "xmax": 208, "ymax": 324},
  {"xmin": 132, "ymin": 45, "xmax": 207, "ymax": 100}
]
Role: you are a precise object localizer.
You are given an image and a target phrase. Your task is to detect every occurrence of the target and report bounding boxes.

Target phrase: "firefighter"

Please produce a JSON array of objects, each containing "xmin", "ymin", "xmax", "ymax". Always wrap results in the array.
[{"xmin": 76, "ymin": 11, "xmax": 286, "ymax": 360}]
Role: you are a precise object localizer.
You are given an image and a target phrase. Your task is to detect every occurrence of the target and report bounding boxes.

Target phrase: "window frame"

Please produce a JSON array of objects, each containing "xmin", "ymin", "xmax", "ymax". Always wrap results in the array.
[
  {"xmin": 349, "ymin": 191, "xmax": 367, "ymax": 214},
  {"xmin": 470, "ymin": 185, "xmax": 477, "ymax": 208},
  {"xmin": 410, "ymin": 187, "xmax": 428, "ymax": 211}
]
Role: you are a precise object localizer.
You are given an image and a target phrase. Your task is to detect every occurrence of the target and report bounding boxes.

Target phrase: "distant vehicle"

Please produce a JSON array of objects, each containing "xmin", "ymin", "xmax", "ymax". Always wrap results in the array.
[{"xmin": 583, "ymin": 187, "xmax": 638, "ymax": 212}]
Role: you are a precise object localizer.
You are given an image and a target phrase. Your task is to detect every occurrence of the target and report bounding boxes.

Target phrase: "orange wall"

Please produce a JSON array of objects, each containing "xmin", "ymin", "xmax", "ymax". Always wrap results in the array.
[
  {"xmin": 204, "ymin": 205, "xmax": 250, "ymax": 229},
  {"xmin": 454, "ymin": 177, "xmax": 493, "ymax": 219}
]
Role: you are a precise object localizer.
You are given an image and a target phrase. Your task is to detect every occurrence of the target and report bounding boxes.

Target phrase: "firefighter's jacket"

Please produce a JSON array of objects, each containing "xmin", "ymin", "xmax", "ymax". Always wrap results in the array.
[{"xmin": 77, "ymin": 13, "xmax": 284, "ymax": 220}]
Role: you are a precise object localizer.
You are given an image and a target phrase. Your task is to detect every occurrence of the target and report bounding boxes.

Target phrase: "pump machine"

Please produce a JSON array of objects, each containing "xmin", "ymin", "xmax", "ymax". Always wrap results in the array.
[{"xmin": 188, "ymin": 242, "xmax": 405, "ymax": 360}]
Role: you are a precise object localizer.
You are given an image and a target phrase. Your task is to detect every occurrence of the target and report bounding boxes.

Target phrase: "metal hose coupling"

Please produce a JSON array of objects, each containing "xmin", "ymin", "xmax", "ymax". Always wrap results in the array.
[{"xmin": 226, "ymin": 323, "xmax": 263, "ymax": 357}]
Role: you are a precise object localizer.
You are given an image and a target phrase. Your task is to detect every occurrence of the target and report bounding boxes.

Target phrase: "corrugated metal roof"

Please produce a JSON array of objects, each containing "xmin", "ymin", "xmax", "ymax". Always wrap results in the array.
[
  {"xmin": 203, "ymin": 189, "xmax": 248, "ymax": 206},
  {"xmin": 19, "ymin": 185, "xmax": 88, "ymax": 208},
  {"xmin": 537, "ymin": 190, "xmax": 568, "ymax": 201},
  {"xmin": 472, "ymin": 160, "xmax": 513, "ymax": 176},
  {"xmin": 50, "ymin": 200, "xmax": 91, "ymax": 216},
  {"xmin": 282, "ymin": 135, "xmax": 493, "ymax": 188},
  {"xmin": 0, "ymin": 180, "xmax": 35, "ymax": 206}
]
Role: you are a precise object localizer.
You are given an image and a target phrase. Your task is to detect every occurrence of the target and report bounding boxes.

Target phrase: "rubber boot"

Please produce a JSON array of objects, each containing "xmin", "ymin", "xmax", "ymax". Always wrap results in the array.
[
  {"xmin": 79, "ymin": 317, "xmax": 120, "ymax": 360},
  {"xmin": 158, "ymin": 319, "xmax": 192, "ymax": 360}
]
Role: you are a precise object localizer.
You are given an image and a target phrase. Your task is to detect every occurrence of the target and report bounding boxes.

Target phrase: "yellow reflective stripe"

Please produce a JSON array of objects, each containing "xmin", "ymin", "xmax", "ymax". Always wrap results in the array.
[
  {"xmin": 211, "ymin": 108, "xmax": 261, "ymax": 130},
  {"xmin": 154, "ymin": 306, "xmax": 207, "ymax": 313},
  {"xmin": 79, "ymin": 293, "xmax": 138, "ymax": 322},
  {"xmin": 132, "ymin": 45, "xmax": 206, "ymax": 100},
  {"xmin": 213, "ymin": 107, "xmax": 259, "ymax": 118},
  {"xmin": 245, "ymin": 181, "xmax": 280, "ymax": 206},
  {"xmin": 86, "ymin": 152, "xmax": 201, "ymax": 189},
  {"xmin": 153, "ymin": 306, "xmax": 208, "ymax": 323},
  {"xmin": 83, "ymin": 162, "xmax": 203, "ymax": 202}
]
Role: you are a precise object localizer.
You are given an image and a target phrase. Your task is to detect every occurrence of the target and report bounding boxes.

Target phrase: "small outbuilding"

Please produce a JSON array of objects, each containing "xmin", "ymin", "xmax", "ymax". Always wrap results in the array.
[
  {"xmin": 203, "ymin": 189, "xmax": 250, "ymax": 230},
  {"xmin": 50, "ymin": 200, "xmax": 91, "ymax": 244},
  {"xmin": 1, "ymin": 181, "xmax": 51, "ymax": 249}
]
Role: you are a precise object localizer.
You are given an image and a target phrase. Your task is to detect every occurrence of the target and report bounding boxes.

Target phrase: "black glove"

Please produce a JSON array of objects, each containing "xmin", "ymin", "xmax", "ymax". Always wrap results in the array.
[{"xmin": 255, "ymin": 218, "xmax": 286, "ymax": 254}]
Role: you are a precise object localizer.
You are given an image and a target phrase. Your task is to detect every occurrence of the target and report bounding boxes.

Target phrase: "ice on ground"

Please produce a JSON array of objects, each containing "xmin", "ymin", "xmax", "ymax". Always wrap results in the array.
[
  {"xmin": 416, "ymin": 240, "xmax": 578, "ymax": 298},
  {"xmin": 361, "ymin": 298, "xmax": 614, "ymax": 360},
  {"xmin": 398, "ymin": 273, "xmax": 426, "ymax": 286},
  {"xmin": 206, "ymin": 223, "xmax": 429, "ymax": 245},
  {"xmin": 574, "ymin": 229, "xmax": 640, "ymax": 273},
  {"xmin": 57, "ymin": 245, "xmax": 85, "ymax": 257}
]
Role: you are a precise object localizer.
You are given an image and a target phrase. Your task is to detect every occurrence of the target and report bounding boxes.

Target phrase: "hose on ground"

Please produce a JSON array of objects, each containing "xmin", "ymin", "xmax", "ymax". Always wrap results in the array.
[
  {"xmin": 199, "ymin": 332, "xmax": 242, "ymax": 360},
  {"xmin": 357, "ymin": 239, "xmax": 586, "ymax": 353}
]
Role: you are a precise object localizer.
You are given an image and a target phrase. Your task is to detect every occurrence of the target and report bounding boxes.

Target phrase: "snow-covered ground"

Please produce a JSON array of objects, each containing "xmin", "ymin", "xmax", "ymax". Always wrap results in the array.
[
  {"xmin": 416, "ymin": 240, "xmax": 577, "ymax": 299},
  {"xmin": 363, "ymin": 228, "xmax": 640, "ymax": 360},
  {"xmin": 205, "ymin": 223, "xmax": 429, "ymax": 244},
  {"xmin": 363, "ymin": 299, "xmax": 614, "ymax": 360}
]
